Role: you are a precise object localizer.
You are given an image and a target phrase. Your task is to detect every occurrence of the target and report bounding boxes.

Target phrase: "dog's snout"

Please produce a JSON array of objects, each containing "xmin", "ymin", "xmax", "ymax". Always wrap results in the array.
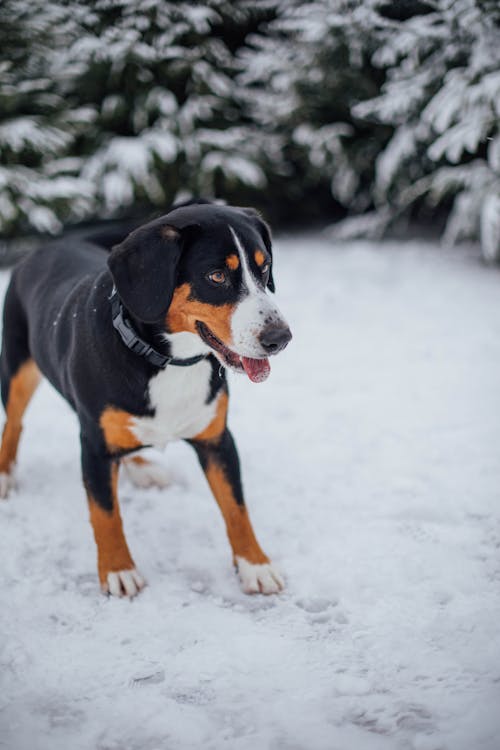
[{"xmin": 259, "ymin": 324, "xmax": 292, "ymax": 354}]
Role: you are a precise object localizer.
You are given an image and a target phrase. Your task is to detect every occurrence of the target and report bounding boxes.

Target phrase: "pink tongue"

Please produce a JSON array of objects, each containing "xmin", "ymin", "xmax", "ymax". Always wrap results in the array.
[{"xmin": 241, "ymin": 356, "xmax": 270, "ymax": 383}]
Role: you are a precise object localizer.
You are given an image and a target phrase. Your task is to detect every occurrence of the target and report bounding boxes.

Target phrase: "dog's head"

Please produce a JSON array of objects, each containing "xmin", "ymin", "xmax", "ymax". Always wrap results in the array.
[{"xmin": 108, "ymin": 203, "xmax": 291, "ymax": 382}]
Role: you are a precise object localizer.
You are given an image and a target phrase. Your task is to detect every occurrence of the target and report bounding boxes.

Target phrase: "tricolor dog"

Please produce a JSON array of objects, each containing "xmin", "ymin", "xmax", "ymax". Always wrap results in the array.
[{"xmin": 0, "ymin": 202, "xmax": 292, "ymax": 597}]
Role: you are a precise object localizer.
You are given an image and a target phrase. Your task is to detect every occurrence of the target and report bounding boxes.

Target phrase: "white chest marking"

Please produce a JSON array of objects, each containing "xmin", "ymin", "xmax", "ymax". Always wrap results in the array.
[{"xmin": 131, "ymin": 360, "xmax": 218, "ymax": 447}]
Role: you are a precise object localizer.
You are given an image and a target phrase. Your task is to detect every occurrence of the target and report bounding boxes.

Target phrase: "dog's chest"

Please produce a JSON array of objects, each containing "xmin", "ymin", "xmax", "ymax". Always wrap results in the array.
[{"xmin": 131, "ymin": 360, "xmax": 219, "ymax": 447}]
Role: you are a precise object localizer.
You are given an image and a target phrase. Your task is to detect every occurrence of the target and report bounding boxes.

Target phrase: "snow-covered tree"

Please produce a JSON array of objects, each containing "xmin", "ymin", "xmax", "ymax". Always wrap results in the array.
[
  {"xmin": 349, "ymin": 0, "xmax": 500, "ymax": 260},
  {"xmin": 2, "ymin": 0, "xmax": 499, "ymax": 260},
  {"xmin": 58, "ymin": 1, "xmax": 276, "ymax": 215},
  {"xmin": 0, "ymin": 0, "xmax": 279, "ymax": 235},
  {"xmin": 0, "ymin": 0, "xmax": 92, "ymax": 234},
  {"xmin": 238, "ymin": 0, "xmax": 391, "ymax": 221},
  {"xmin": 242, "ymin": 0, "xmax": 500, "ymax": 257}
]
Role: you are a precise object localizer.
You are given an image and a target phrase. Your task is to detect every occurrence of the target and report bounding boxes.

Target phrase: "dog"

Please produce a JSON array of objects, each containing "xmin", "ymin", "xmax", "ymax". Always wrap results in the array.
[{"xmin": 0, "ymin": 202, "xmax": 292, "ymax": 597}]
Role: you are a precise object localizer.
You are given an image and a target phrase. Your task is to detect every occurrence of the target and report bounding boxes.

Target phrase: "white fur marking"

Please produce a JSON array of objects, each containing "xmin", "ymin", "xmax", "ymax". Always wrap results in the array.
[
  {"xmin": 122, "ymin": 456, "xmax": 171, "ymax": 489},
  {"xmin": 131, "ymin": 360, "xmax": 219, "ymax": 447},
  {"xmin": 229, "ymin": 225, "xmax": 258, "ymax": 293},
  {"xmin": 236, "ymin": 556, "xmax": 285, "ymax": 595},
  {"xmin": 162, "ymin": 331, "xmax": 211, "ymax": 359},
  {"xmin": 228, "ymin": 225, "xmax": 288, "ymax": 358},
  {"xmin": 104, "ymin": 568, "xmax": 146, "ymax": 598},
  {"xmin": 0, "ymin": 469, "xmax": 16, "ymax": 499}
]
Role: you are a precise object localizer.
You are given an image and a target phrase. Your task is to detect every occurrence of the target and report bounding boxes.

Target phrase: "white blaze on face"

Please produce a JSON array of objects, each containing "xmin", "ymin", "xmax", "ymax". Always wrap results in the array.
[{"xmin": 229, "ymin": 225, "xmax": 288, "ymax": 358}]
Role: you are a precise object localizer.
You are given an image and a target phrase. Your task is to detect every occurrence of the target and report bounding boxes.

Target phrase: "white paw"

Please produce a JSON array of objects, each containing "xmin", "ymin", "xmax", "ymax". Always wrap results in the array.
[
  {"xmin": 123, "ymin": 457, "xmax": 171, "ymax": 489},
  {"xmin": 0, "ymin": 470, "xmax": 16, "ymax": 499},
  {"xmin": 102, "ymin": 568, "xmax": 147, "ymax": 598},
  {"xmin": 236, "ymin": 557, "xmax": 285, "ymax": 595}
]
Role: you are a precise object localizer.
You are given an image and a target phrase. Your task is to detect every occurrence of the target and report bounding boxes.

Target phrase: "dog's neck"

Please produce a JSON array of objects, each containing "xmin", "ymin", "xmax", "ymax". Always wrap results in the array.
[
  {"xmin": 113, "ymin": 295, "xmax": 209, "ymax": 369},
  {"xmin": 128, "ymin": 318, "xmax": 210, "ymax": 363},
  {"xmin": 160, "ymin": 330, "xmax": 211, "ymax": 360}
]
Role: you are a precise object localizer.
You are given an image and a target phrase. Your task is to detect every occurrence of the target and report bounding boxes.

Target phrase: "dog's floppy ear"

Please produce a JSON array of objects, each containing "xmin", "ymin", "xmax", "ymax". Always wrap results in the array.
[
  {"xmin": 108, "ymin": 222, "xmax": 186, "ymax": 323},
  {"xmin": 238, "ymin": 207, "xmax": 275, "ymax": 292}
]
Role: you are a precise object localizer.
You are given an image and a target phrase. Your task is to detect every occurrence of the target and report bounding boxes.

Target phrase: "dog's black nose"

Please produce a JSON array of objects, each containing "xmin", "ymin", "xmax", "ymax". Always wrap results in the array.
[{"xmin": 259, "ymin": 325, "xmax": 292, "ymax": 354}]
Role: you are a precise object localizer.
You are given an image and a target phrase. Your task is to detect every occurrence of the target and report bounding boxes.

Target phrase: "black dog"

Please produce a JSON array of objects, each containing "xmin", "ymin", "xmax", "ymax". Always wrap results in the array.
[{"xmin": 0, "ymin": 202, "xmax": 291, "ymax": 596}]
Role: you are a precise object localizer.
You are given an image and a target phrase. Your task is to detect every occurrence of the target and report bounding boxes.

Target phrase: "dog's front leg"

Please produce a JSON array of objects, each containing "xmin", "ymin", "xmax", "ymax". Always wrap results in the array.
[
  {"xmin": 189, "ymin": 428, "xmax": 284, "ymax": 595},
  {"xmin": 81, "ymin": 435, "xmax": 145, "ymax": 597}
]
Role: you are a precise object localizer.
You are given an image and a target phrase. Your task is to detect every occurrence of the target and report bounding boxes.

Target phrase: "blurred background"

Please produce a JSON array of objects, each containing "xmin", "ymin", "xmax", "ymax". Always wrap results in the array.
[{"xmin": 0, "ymin": 0, "xmax": 499, "ymax": 260}]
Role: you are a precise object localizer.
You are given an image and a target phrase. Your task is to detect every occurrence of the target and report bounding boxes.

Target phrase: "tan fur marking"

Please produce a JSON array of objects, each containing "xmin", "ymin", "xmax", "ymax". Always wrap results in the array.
[
  {"xmin": 226, "ymin": 254, "xmax": 240, "ymax": 270},
  {"xmin": 161, "ymin": 225, "xmax": 180, "ymax": 241},
  {"xmin": 205, "ymin": 461, "xmax": 269, "ymax": 565},
  {"xmin": 100, "ymin": 407, "xmax": 141, "ymax": 452},
  {"xmin": 166, "ymin": 283, "xmax": 234, "ymax": 345},
  {"xmin": 193, "ymin": 392, "xmax": 228, "ymax": 442},
  {"xmin": 87, "ymin": 464, "xmax": 135, "ymax": 585},
  {"xmin": 0, "ymin": 359, "xmax": 41, "ymax": 474},
  {"xmin": 254, "ymin": 249, "xmax": 266, "ymax": 267},
  {"xmin": 128, "ymin": 455, "xmax": 147, "ymax": 466}
]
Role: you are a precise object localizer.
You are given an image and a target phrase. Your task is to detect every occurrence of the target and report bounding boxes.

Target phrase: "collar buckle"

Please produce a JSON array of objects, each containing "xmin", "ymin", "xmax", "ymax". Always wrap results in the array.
[{"xmin": 110, "ymin": 287, "xmax": 207, "ymax": 369}]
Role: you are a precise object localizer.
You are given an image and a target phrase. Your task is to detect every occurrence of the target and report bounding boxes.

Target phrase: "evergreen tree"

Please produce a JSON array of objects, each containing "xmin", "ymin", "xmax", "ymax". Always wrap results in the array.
[
  {"xmin": 60, "ymin": 0, "xmax": 274, "ymax": 215},
  {"xmin": 0, "ymin": 0, "xmax": 278, "ymax": 235},
  {"xmin": 0, "ymin": 0, "xmax": 91, "ymax": 234},
  {"xmin": 243, "ymin": 0, "xmax": 500, "ymax": 256},
  {"xmin": 238, "ymin": 0, "xmax": 390, "ymax": 222},
  {"xmin": 350, "ymin": 0, "xmax": 500, "ymax": 259},
  {"xmin": 1, "ymin": 0, "xmax": 499, "ymax": 260}
]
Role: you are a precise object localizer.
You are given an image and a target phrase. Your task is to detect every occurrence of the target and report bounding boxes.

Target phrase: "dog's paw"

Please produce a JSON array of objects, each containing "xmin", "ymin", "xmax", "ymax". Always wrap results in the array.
[
  {"xmin": 122, "ymin": 457, "xmax": 171, "ymax": 489},
  {"xmin": 0, "ymin": 470, "xmax": 16, "ymax": 499},
  {"xmin": 235, "ymin": 557, "xmax": 285, "ymax": 595},
  {"xmin": 101, "ymin": 568, "xmax": 147, "ymax": 598}
]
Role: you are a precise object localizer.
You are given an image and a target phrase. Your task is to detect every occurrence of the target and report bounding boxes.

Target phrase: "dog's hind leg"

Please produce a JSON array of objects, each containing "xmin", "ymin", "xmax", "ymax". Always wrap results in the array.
[
  {"xmin": 0, "ymin": 283, "xmax": 41, "ymax": 497},
  {"xmin": 81, "ymin": 433, "xmax": 146, "ymax": 597},
  {"xmin": 122, "ymin": 453, "xmax": 171, "ymax": 489},
  {"xmin": 0, "ymin": 359, "xmax": 41, "ymax": 497}
]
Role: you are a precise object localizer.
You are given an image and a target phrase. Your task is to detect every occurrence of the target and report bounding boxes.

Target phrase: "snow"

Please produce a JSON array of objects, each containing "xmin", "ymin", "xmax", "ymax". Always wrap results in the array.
[
  {"xmin": 375, "ymin": 126, "xmax": 417, "ymax": 193},
  {"xmin": 480, "ymin": 194, "xmax": 500, "ymax": 263},
  {"xmin": 1, "ymin": 235, "xmax": 500, "ymax": 750},
  {"xmin": 0, "ymin": 118, "xmax": 70, "ymax": 154},
  {"xmin": 201, "ymin": 153, "xmax": 266, "ymax": 188}
]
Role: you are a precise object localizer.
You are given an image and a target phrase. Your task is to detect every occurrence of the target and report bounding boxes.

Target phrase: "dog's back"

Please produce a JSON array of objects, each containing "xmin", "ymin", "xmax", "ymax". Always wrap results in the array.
[{"xmin": 1, "ymin": 241, "xmax": 109, "ymax": 406}]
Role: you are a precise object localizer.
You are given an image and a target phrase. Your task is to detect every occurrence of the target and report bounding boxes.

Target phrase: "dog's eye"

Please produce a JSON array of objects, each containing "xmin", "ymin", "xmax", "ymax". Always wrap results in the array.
[{"xmin": 206, "ymin": 270, "xmax": 227, "ymax": 285}]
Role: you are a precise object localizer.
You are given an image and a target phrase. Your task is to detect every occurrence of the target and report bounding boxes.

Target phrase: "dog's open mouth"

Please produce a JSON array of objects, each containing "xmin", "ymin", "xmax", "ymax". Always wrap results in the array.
[{"xmin": 196, "ymin": 321, "xmax": 270, "ymax": 383}]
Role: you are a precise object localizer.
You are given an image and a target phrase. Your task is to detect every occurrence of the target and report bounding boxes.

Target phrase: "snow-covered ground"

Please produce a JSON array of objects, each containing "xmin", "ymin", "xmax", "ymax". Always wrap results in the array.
[{"xmin": 1, "ymin": 236, "xmax": 499, "ymax": 750}]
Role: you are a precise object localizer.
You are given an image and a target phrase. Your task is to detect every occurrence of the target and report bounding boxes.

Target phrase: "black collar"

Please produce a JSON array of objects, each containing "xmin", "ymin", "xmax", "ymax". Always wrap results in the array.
[{"xmin": 110, "ymin": 288, "xmax": 207, "ymax": 369}]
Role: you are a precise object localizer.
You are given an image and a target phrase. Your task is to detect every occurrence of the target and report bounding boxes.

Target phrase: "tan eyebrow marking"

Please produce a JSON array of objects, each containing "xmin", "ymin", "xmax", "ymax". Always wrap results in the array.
[
  {"xmin": 254, "ymin": 250, "xmax": 266, "ymax": 267},
  {"xmin": 226, "ymin": 254, "xmax": 240, "ymax": 270}
]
